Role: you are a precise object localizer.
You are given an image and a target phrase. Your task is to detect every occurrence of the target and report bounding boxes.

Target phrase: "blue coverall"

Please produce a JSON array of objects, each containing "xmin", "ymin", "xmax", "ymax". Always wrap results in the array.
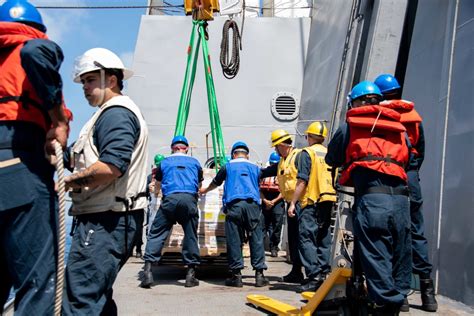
[
  {"xmin": 144, "ymin": 154, "xmax": 203, "ymax": 266},
  {"xmin": 0, "ymin": 38, "xmax": 63, "ymax": 315},
  {"xmin": 62, "ymin": 108, "xmax": 143, "ymax": 316},
  {"xmin": 326, "ymin": 123, "xmax": 411, "ymax": 307}
]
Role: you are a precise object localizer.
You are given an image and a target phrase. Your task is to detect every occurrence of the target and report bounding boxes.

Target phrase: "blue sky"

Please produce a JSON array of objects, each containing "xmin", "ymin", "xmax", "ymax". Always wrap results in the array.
[{"xmin": 23, "ymin": 0, "xmax": 149, "ymax": 140}]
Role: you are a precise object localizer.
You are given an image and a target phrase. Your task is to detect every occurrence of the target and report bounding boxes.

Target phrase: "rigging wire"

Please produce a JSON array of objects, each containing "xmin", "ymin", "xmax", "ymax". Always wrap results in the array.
[{"xmin": 35, "ymin": 4, "xmax": 312, "ymax": 10}]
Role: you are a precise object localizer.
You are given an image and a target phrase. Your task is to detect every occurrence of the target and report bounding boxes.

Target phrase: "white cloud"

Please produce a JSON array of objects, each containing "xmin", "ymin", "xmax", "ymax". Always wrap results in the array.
[{"xmin": 29, "ymin": 0, "xmax": 90, "ymax": 43}]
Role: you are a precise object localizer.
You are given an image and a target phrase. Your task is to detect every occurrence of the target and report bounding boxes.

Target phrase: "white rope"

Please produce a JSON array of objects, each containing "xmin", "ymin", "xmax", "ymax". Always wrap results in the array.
[{"xmin": 53, "ymin": 140, "xmax": 66, "ymax": 316}]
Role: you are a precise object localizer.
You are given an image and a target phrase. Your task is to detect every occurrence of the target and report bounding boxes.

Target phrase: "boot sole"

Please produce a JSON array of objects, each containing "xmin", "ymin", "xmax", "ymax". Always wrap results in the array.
[
  {"xmin": 399, "ymin": 306, "xmax": 410, "ymax": 312},
  {"xmin": 422, "ymin": 304, "xmax": 438, "ymax": 312},
  {"xmin": 185, "ymin": 281, "xmax": 200, "ymax": 287},
  {"xmin": 279, "ymin": 278, "xmax": 304, "ymax": 284},
  {"xmin": 139, "ymin": 283, "xmax": 152, "ymax": 289},
  {"xmin": 225, "ymin": 283, "xmax": 243, "ymax": 287},
  {"xmin": 255, "ymin": 282, "xmax": 269, "ymax": 287}
]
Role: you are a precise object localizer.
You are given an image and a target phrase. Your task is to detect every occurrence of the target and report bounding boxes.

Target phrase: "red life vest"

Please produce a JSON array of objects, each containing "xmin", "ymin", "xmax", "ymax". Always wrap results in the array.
[
  {"xmin": 0, "ymin": 22, "xmax": 72, "ymax": 132},
  {"xmin": 380, "ymin": 99, "xmax": 422, "ymax": 157},
  {"xmin": 260, "ymin": 176, "xmax": 280, "ymax": 193},
  {"xmin": 339, "ymin": 105, "xmax": 409, "ymax": 186}
]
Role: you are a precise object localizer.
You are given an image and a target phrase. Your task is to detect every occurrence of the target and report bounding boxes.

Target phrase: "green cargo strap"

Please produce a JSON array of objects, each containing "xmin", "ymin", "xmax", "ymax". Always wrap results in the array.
[{"xmin": 174, "ymin": 20, "xmax": 226, "ymax": 170}]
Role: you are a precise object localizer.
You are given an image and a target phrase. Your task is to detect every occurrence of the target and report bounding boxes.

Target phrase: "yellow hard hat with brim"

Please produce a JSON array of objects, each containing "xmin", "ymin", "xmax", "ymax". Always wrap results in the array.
[
  {"xmin": 305, "ymin": 121, "xmax": 328, "ymax": 138},
  {"xmin": 270, "ymin": 129, "xmax": 291, "ymax": 147}
]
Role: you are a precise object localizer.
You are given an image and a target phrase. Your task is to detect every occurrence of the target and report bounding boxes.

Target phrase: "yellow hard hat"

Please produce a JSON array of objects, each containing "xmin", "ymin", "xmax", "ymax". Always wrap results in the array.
[
  {"xmin": 270, "ymin": 129, "xmax": 291, "ymax": 147},
  {"xmin": 305, "ymin": 121, "xmax": 328, "ymax": 138}
]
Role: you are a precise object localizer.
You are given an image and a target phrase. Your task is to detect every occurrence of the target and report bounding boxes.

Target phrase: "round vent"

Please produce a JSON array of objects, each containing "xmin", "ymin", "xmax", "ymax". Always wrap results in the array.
[{"xmin": 271, "ymin": 92, "xmax": 299, "ymax": 121}]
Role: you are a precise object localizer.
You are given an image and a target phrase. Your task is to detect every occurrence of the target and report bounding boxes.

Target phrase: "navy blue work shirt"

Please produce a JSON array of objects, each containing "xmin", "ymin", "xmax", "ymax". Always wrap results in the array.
[
  {"xmin": 21, "ymin": 39, "xmax": 64, "ymax": 110},
  {"xmin": 295, "ymin": 150, "xmax": 312, "ymax": 183}
]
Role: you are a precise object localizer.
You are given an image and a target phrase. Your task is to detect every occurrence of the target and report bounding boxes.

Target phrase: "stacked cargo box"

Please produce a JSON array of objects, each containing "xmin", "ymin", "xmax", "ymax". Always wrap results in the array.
[{"xmin": 162, "ymin": 168, "xmax": 249, "ymax": 257}]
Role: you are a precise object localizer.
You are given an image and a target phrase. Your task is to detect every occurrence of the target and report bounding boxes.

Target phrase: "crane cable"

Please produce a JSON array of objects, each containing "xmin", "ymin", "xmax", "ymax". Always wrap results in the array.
[
  {"xmin": 53, "ymin": 140, "xmax": 66, "ymax": 316},
  {"xmin": 220, "ymin": 2, "xmax": 245, "ymax": 79}
]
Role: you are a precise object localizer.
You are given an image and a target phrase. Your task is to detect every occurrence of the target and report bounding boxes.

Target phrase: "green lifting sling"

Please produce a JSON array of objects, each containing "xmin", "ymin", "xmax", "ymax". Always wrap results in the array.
[{"xmin": 174, "ymin": 20, "xmax": 226, "ymax": 170}]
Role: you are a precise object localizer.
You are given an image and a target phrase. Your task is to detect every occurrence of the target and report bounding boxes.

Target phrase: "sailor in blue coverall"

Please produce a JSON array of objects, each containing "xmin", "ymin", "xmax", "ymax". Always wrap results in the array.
[
  {"xmin": 0, "ymin": 1, "xmax": 70, "ymax": 314},
  {"xmin": 200, "ymin": 141, "xmax": 269, "ymax": 288},
  {"xmin": 141, "ymin": 135, "xmax": 202, "ymax": 289}
]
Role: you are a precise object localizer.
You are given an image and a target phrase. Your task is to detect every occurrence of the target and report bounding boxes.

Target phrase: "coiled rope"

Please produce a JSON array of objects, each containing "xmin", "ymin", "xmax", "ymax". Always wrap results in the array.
[
  {"xmin": 220, "ymin": 12, "xmax": 245, "ymax": 79},
  {"xmin": 53, "ymin": 140, "xmax": 66, "ymax": 316}
]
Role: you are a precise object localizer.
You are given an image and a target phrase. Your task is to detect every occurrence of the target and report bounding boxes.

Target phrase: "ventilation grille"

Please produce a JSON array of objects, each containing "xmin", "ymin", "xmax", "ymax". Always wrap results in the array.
[{"xmin": 271, "ymin": 92, "xmax": 299, "ymax": 121}]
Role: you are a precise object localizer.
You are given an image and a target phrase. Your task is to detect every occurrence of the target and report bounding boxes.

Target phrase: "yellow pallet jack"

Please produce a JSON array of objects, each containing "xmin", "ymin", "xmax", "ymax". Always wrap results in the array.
[{"xmin": 247, "ymin": 192, "xmax": 368, "ymax": 315}]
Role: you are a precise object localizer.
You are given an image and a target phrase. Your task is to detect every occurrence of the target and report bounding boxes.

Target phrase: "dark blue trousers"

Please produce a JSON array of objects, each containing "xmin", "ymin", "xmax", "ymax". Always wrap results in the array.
[
  {"xmin": 407, "ymin": 170, "xmax": 433, "ymax": 277},
  {"xmin": 0, "ymin": 149, "xmax": 58, "ymax": 316},
  {"xmin": 298, "ymin": 201, "xmax": 333, "ymax": 279},
  {"xmin": 353, "ymin": 192, "xmax": 411, "ymax": 306},
  {"xmin": 133, "ymin": 209, "xmax": 145, "ymax": 254},
  {"xmin": 62, "ymin": 210, "xmax": 141, "ymax": 316},
  {"xmin": 286, "ymin": 202, "xmax": 303, "ymax": 271},
  {"xmin": 225, "ymin": 200, "xmax": 267, "ymax": 271},
  {"xmin": 144, "ymin": 193, "xmax": 200, "ymax": 266},
  {"xmin": 263, "ymin": 200, "xmax": 285, "ymax": 250}
]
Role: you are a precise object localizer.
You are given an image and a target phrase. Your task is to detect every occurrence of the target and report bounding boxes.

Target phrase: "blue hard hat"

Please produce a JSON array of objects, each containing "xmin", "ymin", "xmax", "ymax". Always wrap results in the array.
[
  {"xmin": 268, "ymin": 152, "xmax": 280, "ymax": 164},
  {"xmin": 171, "ymin": 135, "xmax": 189, "ymax": 146},
  {"xmin": 0, "ymin": 0, "xmax": 46, "ymax": 33},
  {"xmin": 374, "ymin": 74, "xmax": 401, "ymax": 93},
  {"xmin": 231, "ymin": 141, "xmax": 249, "ymax": 155},
  {"xmin": 350, "ymin": 81, "xmax": 383, "ymax": 100}
]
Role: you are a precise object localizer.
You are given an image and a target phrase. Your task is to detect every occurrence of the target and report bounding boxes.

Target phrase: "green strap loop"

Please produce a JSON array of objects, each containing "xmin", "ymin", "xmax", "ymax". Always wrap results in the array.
[{"xmin": 174, "ymin": 21, "xmax": 226, "ymax": 170}]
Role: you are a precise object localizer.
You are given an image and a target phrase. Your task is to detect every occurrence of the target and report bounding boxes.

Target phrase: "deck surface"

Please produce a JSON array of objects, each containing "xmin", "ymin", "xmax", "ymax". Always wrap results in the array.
[{"xmin": 113, "ymin": 253, "xmax": 474, "ymax": 315}]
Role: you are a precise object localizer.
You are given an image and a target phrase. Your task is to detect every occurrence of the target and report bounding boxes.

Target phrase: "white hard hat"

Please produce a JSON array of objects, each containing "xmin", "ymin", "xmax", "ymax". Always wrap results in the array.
[{"xmin": 72, "ymin": 48, "xmax": 134, "ymax": 83}]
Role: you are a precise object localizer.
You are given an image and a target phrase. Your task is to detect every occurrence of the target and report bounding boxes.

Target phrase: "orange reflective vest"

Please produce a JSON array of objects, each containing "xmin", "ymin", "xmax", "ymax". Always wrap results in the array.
[
  {"xmin": 339, "ymin": 105, "xmax": 409, "ymax": 186},
  {"xmin": 0, "ymin": 22, "xmax": 71, "ymax": 132},
  {"xmin": 260, "ymin": 176, "xmax": 280, "ymax": 193},
  {"xmin": 381, "ymin": 99, "xmax": 423, "ymax": 157}
]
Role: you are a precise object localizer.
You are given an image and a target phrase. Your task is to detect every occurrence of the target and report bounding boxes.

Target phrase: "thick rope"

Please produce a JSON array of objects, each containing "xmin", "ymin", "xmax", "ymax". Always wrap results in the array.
[
  {"xmin": 53, "ymin": 140, "xmax": 66, "ymax": 316},
  {"xmin": 219, "ymin": 19, "xmax": 242, "ymax": 79}
]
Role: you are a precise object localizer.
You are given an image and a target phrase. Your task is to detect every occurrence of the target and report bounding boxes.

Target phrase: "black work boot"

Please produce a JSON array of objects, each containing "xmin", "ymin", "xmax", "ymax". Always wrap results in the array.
[
  {"xmin": 420, "ymin": 278, "xmax": 438, "ymax": 312},
  {"xmin": 255, "ymin": 269, "xmax": 269, "ymax": 287},
  {"xmin": 399, "ymin": 297, "xmax": 409, "ymax": 312},
  {"xmin": 296, "ymin": 277, "xmax": 324, "ymax": 293},
  {"xmin": 140, "ymin": 261, "xmax": 154, "ymax": 288},
  {"xmin": 225, "ymin": 270, "xmax": 243, "ymax": 287},
  {"xmin": 270, "ymin": 248, "xmax": 278, "ymax": 257},
  {"xmin": 279, "ymin": 268, "xmax": 304, "ymax": 283},
  {"xmin": 185, "ymin": 266, "xmax": 199, "ymax": 287}
]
